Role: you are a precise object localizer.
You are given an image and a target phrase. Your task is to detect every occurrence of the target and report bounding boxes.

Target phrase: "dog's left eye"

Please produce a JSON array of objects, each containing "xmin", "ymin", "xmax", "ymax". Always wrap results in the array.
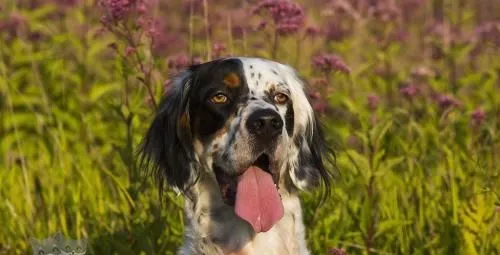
[
  {"xmin": 210, "ymin": 93, "xmax": 229, "ymax": 104},
  {"xmin": 274, "ymin": 93, "xmax": 289, "ymax": 104}
]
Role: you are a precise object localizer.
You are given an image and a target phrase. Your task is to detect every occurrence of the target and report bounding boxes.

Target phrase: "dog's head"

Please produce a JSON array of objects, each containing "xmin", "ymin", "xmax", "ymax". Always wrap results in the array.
[{"xmin": 139, "ymin": 57, "xmax": 333, "ymax": 232}]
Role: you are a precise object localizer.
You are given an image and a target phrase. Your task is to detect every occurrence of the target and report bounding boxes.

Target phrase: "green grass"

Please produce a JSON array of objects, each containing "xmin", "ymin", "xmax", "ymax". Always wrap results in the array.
[{"xmin": 0, "ymin": 0, "xmax": 499, "ymax": 254}]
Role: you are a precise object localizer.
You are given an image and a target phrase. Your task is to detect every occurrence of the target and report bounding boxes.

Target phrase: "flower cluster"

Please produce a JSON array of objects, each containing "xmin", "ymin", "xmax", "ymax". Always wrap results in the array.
[
  {"xmin": 99, "ymin": 0, "xmax": 150, "ymax": 24},
  {"xmin": 167, "ymin": 55, "xmax": 202, "ymax": 74},
  {"xmin": 400, "ymin": 84, "xmax": 420, "ymax": 100},
  {"xmin": 436, "ymin": 94, "xmax": 461, "ymax": 109},
  {"xmin": 471, "ymin": 107, "xmax": 486, "ymax": 126},
  {"xmin": 251, "ymin": 0, "xmax": 306, "ymax": 35},
  {"xmin": 367, "ymin": 94, "xmax": 380, "ymax": 111},
  {"xmin": 475, "ymin": 21, "xmax": 500, "ymax": 47},
  {"xmin": 312, "ymin": 54, "xmax": 351, "ymax": 74},
  {"xmin": 212, "ymin": 42, "xmax": 227, "ymax": 58},
  {"xmin": 329, "ymin": 247, "xmax": 348, "ymax": 255},
  {"xmin": 0, "ymin": 12, "xmax": 26, "ymax": 39},
  {"xmin": 305, "ymin": 25, "xmax": 321, "ymax": 38}
]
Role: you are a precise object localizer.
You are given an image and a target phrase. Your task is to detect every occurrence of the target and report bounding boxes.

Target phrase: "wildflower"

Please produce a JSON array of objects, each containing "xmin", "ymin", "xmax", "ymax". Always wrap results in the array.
[
  {"xmin": 125, "ymin": 46, "xmax": 136, "ymax": 57},
  {"xmin": 471, "ymin": 108, "xmax": 486, "ymax": 126},
  {"xmin": 312, "ymin": 101, "xmax": 329, "ymax": 113},
  {"xmin": 167, "ymin": 55, "xmax": 202, "ymax": 75},
  {"xmin": 99, "ymin": 0, "xmax": 150, "ymax": 24},
  {"xmin": 251, "ymin": 0, "xmax": 306, "ymax": 35},
  {"xmin": 400, "ymin": 84, "xmax": 419, "ymax": 100},
  {"xmin": 168, "ymin": 55, "xmax": 190, "ymax": 71},
  {"xmin": 254, "ymin": 21, "xmax": 267, "ymax": 31},
  {"xmin": 367, "ymin": 94, "xmax": 379, "ymax": 111},
  {"xmin": 308, "ymin": 91, "xmax": 321, "ymax": 100},
  {"xmin": 305, "ymin": 25, "xmax": 321, "ymax": 38},
  {"xmin": 389, "ymin": 30, "xmax": 409, "ymax": 43},
  {"xmin": 323, "ymin": 22, "xmax": 348, "ymax": 42},
  {"xmin": 212, "ymin": 42, "xmax": 227, "ymax": 58},
  {"xmin": 0, "ymin": 12, "xmax": 26, "ymax": 38},
  {"xmin": 311, "ymin": 78, "xmax": 328, "ymax": 87},
  {"xmin": 370, "ymin": 3, "xmax": 400, "ymax": 23},
  {"xmin": 475, "ymin": 21, "xmax": 500, "ymax": 47},
  {"xmin": 437, "ymin": 94, "xmax": 460, "ymax": 109},
  {"xmin": 329, "ymin": 247, "xmax": 348, "ymax": 255},
  {"xmin": 400, "ymin": 0, "xmax": 427, "ymax": 20},
  {"xmin": 312, "ymin": 54, "xmax": 350, "ymax": 74},
  {"xmin": 145, "ymin": 18, "xmax": 186, "ymax": 57}
]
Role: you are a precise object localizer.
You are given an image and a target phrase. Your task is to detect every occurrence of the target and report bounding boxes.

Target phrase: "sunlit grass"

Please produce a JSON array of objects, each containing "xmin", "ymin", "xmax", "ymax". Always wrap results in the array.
[{"xmin": 0, "ymin": 0, "xmax": 499, "ymax": 254}]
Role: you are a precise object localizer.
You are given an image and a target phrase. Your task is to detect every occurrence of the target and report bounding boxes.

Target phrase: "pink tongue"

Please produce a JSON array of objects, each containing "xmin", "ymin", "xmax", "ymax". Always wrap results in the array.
[{"xmin": 234, "ymin": 166, "xmax": 284, "ymax": 233}]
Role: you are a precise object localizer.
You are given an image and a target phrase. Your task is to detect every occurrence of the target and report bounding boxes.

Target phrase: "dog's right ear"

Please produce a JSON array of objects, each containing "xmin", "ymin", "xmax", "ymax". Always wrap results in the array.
[{"xmin": 138, "ymin": 70, "xmax": 198, "ymax": 194}]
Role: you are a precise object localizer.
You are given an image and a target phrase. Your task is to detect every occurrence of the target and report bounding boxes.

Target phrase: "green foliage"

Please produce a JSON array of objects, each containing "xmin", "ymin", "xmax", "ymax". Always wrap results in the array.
[{"xmin": 1, "ymin": 0, "xmax": 499, "ymax": 254}]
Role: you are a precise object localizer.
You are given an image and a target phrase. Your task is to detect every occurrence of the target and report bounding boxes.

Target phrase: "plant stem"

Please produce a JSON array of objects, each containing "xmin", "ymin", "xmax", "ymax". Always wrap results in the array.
[
  {"xmin": 272, "ymin": 29, "xmax": 279, "ymax": 59},
  {"xmin": 203, "ymin": 0, "xmax": 211, "ymax": 60}
]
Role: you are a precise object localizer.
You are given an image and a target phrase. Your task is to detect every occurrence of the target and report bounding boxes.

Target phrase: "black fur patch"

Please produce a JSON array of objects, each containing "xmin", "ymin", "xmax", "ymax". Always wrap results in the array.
[
  {"xmin": 294, "ymin": 116, "xmax": 333, "ymax": 196},
  {"xmin": 285, "ymin": 102, "xmax": 294, "ymax": 136},
  {"xmin": 138, "ymin": 58, "xmax": 249, "ymax": 192}
]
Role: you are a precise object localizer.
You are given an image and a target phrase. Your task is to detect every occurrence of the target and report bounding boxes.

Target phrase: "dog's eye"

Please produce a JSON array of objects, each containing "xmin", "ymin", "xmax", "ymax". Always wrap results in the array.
[
  {"xmin": 210, "ymin": 93, "xmax": 229, "ymax": 104},
  {"xmin": 274, "ymin": 93, "xmax": 289, "ymax": 104}
]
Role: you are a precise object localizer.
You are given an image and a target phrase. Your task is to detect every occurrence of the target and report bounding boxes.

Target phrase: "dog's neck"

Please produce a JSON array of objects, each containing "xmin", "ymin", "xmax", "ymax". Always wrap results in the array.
[{"xmin": 178, "ymin": 171, "xmax": 310, "ymax": 255}]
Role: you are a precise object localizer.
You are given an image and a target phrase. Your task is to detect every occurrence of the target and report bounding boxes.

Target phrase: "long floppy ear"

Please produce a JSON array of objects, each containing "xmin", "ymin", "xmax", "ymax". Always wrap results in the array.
[
  {"xmin": 293, "ymin": 116, "xmax": 333, "ymax": 193},
  {"xmin": 278, "ymin": 63, "xmax": 334, "ymax": 194},
  {"xmin": 138, "ymin": 70, "xmax": 198, "ymax": 194}
]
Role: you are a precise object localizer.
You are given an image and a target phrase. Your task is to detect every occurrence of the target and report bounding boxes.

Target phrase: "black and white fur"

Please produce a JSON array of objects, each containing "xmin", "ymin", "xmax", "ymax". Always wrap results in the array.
[{"xmin": 139, "ymin": 57, "xmax": 333, "ymax": 255}]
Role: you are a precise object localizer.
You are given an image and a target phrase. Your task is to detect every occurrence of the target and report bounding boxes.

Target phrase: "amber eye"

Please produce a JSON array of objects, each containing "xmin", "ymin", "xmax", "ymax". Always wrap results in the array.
[
  {"xmin": 210, "ymin": 93, "xmax": 228, "ymax": 104},
  {"xmin": 274, "ymin": 93, "xmax": 289, "ymax": 104}
]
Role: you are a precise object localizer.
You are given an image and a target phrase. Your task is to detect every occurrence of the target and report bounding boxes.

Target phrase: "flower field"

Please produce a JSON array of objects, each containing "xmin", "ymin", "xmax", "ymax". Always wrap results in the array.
[{"xmin": 0, "ymin": 0, "xmax": 499, "ymax": 254}]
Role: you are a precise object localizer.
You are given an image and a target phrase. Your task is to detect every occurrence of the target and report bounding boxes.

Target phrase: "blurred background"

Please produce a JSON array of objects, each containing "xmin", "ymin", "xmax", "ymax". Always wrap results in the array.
[{"xmin": 0, "ymin": 0, "xmax": 499, "ymax": 254}]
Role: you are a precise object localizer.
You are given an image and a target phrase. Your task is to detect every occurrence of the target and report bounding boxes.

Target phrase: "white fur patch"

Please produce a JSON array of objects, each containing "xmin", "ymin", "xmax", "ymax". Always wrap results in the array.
[{"xmin": 236, "ymin": 57, "xmax": 315, "ymax": 140}]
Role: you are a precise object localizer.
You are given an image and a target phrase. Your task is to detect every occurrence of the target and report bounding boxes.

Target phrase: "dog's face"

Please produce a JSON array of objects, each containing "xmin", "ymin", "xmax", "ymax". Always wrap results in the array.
[{"xmin": 140, "ymin": 57, "xmax": 332, "ymax": 232}]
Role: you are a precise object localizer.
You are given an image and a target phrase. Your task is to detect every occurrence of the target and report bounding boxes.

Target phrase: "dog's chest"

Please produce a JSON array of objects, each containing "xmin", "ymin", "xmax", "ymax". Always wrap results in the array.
[
  {"xmin": 183, "ymin": 193, "xmax": 309, "ymax": 255},
  {"xmin": 221, "ymin": 212, "xmax": 300, "ymax": 255}
]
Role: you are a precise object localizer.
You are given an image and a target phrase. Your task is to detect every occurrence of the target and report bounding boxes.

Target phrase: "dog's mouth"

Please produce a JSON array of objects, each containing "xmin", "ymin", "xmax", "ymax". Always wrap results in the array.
[{"xmin": 214, "ymin": 153, "xmax": 284, "ymax": 233}]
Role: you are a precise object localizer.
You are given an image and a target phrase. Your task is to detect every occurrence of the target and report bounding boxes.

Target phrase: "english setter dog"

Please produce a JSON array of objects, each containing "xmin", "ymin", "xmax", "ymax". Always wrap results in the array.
[{"xmin": 139, "ymin": 57, "xmax": 333, "ymax": 255}]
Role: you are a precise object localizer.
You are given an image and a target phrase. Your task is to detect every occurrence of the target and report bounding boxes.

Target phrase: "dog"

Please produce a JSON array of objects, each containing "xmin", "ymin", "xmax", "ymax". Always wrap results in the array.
[{"xmin": 139, "ymin": 57, "xmax": 333, "ymax": 255}]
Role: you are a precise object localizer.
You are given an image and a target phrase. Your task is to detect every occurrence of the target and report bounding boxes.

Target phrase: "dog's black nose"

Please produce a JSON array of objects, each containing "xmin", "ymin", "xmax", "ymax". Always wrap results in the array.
[{"xmin": 246, "ymin": 109, "xmax": 283, "ymax": 139}]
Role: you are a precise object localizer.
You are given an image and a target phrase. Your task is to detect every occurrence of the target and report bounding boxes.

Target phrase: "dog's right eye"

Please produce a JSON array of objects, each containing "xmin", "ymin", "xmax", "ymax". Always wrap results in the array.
[{"xmin": 210, "ymin": 93, "xmax": 229, "ymax": 104}]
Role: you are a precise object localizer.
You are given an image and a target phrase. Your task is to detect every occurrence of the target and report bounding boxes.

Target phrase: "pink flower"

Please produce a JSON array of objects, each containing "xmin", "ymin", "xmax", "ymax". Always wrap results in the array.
[
  {"xmin": 0, "ymin": 12, "xmax": 26, "ymax": 38},
  {"xmin": 312, "ymin": 54, "xmax": 350, "ymax": 74},
  {"xmin": 471, "ymin": 107, "xmax": 486, "ymax": 126},
  {"xmin": 125, "ymin": 46, "xmax": 136, "ymax": 57},
  {"xmin": 475, "ymin": 21, "xmax": 500, "ymax": 47},
  {"xmin": 367, "ymin": 94, "xmax": 379, "ymax": 111},
  {"xmin": 167, "ymin": 55, "xmax": 203, "ymax": 75},
  {"xmin": 323, "ymin": 23, "xmax": 349, "ymax": 42},
  {"xmin": 251, "ymin": 0, "xmax": 306, "ymax": 35},
  {"xmin": 212, "ymin": 42, "xmax": 227, "ymax": 58},
  {"xmin": 329, "ymin": 247, "xmax": 348, "ymax": 255},
  {"xmin": 305, "ymin": 25, "xmax": 321, "ymax": 37},
  {"xmin": 312, "ymin": 101, "xmax": 329, "ymax": 113},
  {"xmin": 99, "ymin": 0, "xmax": 150, "ymax": 24},
  {"xmin": 437, "ymin": 94, "xmax": 460, "ymax": 109},
  {"xmin": 400, "ymin": 84, "xmax": 419, "ymax": 100}
]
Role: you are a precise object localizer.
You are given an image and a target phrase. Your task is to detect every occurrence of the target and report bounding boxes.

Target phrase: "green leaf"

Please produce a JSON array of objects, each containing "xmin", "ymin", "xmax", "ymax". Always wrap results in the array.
[
  {"xmin": 374, "ymin": 219, "xmax": 412, "ymax": 239},
  {"xmin": 89, "ymin": 83, "xmax": 120, "ymax": 102}
]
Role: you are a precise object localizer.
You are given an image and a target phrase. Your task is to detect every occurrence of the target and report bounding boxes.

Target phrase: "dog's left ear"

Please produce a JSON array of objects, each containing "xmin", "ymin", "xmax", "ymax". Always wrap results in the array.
[
  {"xmin": 292, "ymin": 116, "xmax": 333, "ymax": 191},
  {"xmin": 278, "ymin": 63, "xmax": 333, "ymax": 192}
]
